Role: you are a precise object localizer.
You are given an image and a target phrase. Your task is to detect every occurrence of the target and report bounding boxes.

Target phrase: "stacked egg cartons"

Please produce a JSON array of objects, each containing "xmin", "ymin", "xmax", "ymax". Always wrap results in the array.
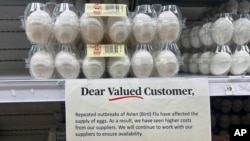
[
  {"xmin": 79, "ymin": 3, "xmax": 131, "ymax": 79},
  {"xmin": 24, "ymin": 2, "xmax": 188, "ymax": 79},
  {"xmin": 180, "ymin": 0, "xmax": 250, "ymax": 76},
  {"xmin": 24, "ymin": 2, "xmax": 83, "ymax": 80},
  {"xmin": 24, "ymin": 2, "xmax": 56, "ymax": 79},
  {"xmin": 130, "ymin": 4, "xmax": 185, "ymax": 78},
  {"xmin": 24, "ymin": 2, "xmax": 132, "ymax": 79}
]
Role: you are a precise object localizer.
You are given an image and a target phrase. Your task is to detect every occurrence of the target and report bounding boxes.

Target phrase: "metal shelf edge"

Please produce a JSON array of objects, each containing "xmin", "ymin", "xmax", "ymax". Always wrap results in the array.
[{"xmin": 0, "ymin": 77, "xmax": 250, "ymax": 103}]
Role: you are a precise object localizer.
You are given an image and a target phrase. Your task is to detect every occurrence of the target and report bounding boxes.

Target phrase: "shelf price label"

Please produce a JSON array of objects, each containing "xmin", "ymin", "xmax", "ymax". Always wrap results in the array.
[
  {"xmin": 65, "ymin": 78, "xmax": 211, "ymax": 141},
  {"xmin": 225, "ymin": 83, "xmax": 234, "ymax": 95},
  {"xmin": 85, "ymin": 4, "xmax": 127, "ymax": 17},
  {"xmin": 87, "ymin": 44, "xmax": 125, "ymax": 57}
]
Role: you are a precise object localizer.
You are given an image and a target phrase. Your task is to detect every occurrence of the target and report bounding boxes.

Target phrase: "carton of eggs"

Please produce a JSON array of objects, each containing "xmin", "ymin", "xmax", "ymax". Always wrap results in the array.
[
  {"xmin": 132, "ymin": 13, "xmax": 156, "ymax": 43},
  {"xmin": 157, "ymin": 11, "xmax": 181, "ymax": 43},
  {"xmin": 181, "ymin": 52, "xmax": 191, "ymax": 73},
  {"xmin": 232, "ymin": 99, "xmax": 243, "ymax": 112},
  {"xmin": 180, "ymin": 29, "xmax": 191, "ymax": 49},
  {"xmin": 30, "ymin": 50, "xmax": 54, "ymax": 79},
  {"xmin": 80, "ymin": 14, "xmax": 104, "ymax": 44},
  {"xmin": 210, "ymin": 52, "xmax": 232, "ymax": 76},
  {"xmin": 107, "ymin": 17, "xmax": 131, "ymax": 43},
  {"xmin": 198, "ymin": 22, "xmax": 214, "ymax": 47},
  {"xmin": 232, "ymin": 17, "xmax": 250, "ymax": 45},
  {"xmin": 211, "ymin": 16, "xmax": 234, "ymax": 45},
  {"xmin": 189, "ymin": 26, "xmax": 202, "ymax": 48},
  {"xmin": 155, "ymin": 50, "xmax": 179, "ymax": 77},
  {"xmin": 220, "ymin": 99, "xmax": 232, "ymax": 113},
  {"xmin": 188, "ymin": 53, "xmax": 199, "ymax": 74},
  {"xmin": 219, "ymin": 115, "xmax": 230, "ymax": 129},
  {"xmin": 198, "ymin": 51, "xmax": 212, "ymax": 75},
  {"xmin": 230, "ymin": 49, "xmax": 250, "ymax": 75},
  {"xmin": 131, "ymin": 50, "xmax": 154, "ymax": 78},
  {"xmin": 108, "ymin": 55, "xmax": 130, "ymax": 78},
  {"xmin": 55, "ymin": 51, "xmax": 80, "ymax": 79},
  {"xmin": 82, "ymin": 57, "xmax": 105, "ymax": 79},
  {"xmin": 54, "ymin": 10, "xmax": 79, "ymax": 44},
  {"xmin": 25, "ymin": 10, "xmax": 52, "ymax": 44}
]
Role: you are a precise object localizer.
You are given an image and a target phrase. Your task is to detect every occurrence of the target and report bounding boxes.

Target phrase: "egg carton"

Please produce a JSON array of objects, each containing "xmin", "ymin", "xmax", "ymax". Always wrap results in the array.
[
  {"xmin": 24, "ymin": 42, "xmax": 186, "ymax": 79},
  {"xmin": 21, "ymin": 2, "xmax": 132, "ymax": 45},
  {"xmin": 21, "ymin": 2, "xmax": 189, "ymax": 46},
  {"xmin": 179, "ymin": 12, "xmax": 250, "ymax": 76},
  {"xmin": 21, "ymin": 2, "xmax": 190, "ymax": 79}
]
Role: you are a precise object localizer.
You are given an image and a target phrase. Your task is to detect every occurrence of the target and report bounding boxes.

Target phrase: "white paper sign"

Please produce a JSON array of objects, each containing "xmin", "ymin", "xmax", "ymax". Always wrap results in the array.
[{"xmin": 66, "ymin": 78, "xmax": 211, "ymax": 141}]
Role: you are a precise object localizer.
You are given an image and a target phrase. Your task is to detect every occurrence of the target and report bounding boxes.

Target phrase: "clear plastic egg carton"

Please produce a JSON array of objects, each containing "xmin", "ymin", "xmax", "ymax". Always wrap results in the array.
[
  {"xmin": 179, "ymin": 0, "xmax": 250, "ymax": 76},
  {"xmin": 25, "ymin": 44, "xmax": 82, "ymax": 80},
  {"xmin": 21, "ymin": 2, "xmax": 80, "ymax": 45},
  {"xmin": 22, "ymin": 2, "xmax": 189, "ymax": 79},
  {"xmin": 79, "ymin": 3, "xmax": 132, "ymax": 79},
  {"xmin": 130, "ymin": 4, "xmax": 185, "ymax": 78}
]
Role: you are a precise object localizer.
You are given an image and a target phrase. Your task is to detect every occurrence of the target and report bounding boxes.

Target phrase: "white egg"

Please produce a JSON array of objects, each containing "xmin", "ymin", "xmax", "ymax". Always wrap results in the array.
[
  {"xmin": 180, "ymin": 29, "xmax": 191, "ymax": 49},
  {"xmin": 219, "ymin": 115, "xmax": 230, "ymax": 129},
  {"xmin": 25, "ymin": 10, "xmax": 52, "ymax": 44},
  {"xmin": 230, "ymin": 115, "xmax": 241, "ymax": 125},
  {"xmin": 30, "ymin": 51, "xmax": 54, "ymax": 79},
  {"xmin": 220, "ymin": 99, "xmax": 232, "ymax": 113},
  {"xmin": 55, "ymin": 51, "xmax": 80, "ymax": 79},
  {"xmin": 232, "ymin": 99, "xmax": 243, "ymax": 112},
  {"xmin": 155, "ymin": 50, "xmax": 179, "ymax": 77},
  {"xmin": 198, "ymin": 22, "xmax": 214, "ymax": 47},
  {"xmin": 243, "ymin": 99, "xmax": 250, "ymax": 112},
  {"xmin": 107, "ymin": 17, "xmax": 131, "ymax": 43},
  {"xmin": 108, "ymin": 55, "xmax": 130, "ymax": 78},
  {"xmin": 211, "ymin": 17, "xmax": 234, "ymax": 45},
  {"xmin": 238, "ymin": 0, "xmax": 250, "ymax": 14},
  {"xmin": 82, "ymin": 57, "xmax": 105, "ymax": 79},
  {"xmin": 210, "ymin": 52, "xmax": 231, "ymax": 75},
  {"xmin": 157, "ymin": 11, "xmax": 181, "ymax": 43},
  {"xmin": 188, "ymin": 53, "xmax": 199, "ymax": 74},
  {"xmin": 80, "ymin": 14, "xmax": 104, "ymax": 44},
  {"xmin": 133, "ymin": 13, "xmax": 156, "ymax": 43},
  {"xmin": 226, "ymin": 0, "xmax": 239, "ymax": 13},
  {"xmin": 181, "ymin": 52, "xmax": 190, "ymax": 72},
  {"xmin": 233, "ymin": 18, "xmax": 250, "ymax": 45},
  {"xmin": 241, "ymin": 116, "xmax": 248, "ymax": 124},
  {"xmin": 189, "ymin": 26, "xmax": 202, "ymax": 48},
  {"xmin": 131, "ymin": 50, "xmax": 154, "ymax": 78},
  {"xmin": 54, "ymin": 10, "xmax": 79, "ymax": 44},
  {"xmin": 230, "ymin": 51, "xmax": 250, "ymax": 75},
  {"xmin": 198, "ymin": 51, "xmax": 211, "ymax": 75},
  {"xmin": 213, "ymin": 98, "xmax": 223, "ymax": 110}
]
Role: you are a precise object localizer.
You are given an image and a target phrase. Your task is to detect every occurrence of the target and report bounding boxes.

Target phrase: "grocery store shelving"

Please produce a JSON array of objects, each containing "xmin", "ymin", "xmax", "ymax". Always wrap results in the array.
[
  {"xmin": 1, "ymin": 76, "xmax": 250, "ymax": 103},
  {"xmin": 209, "ymin": 76, "xmax": 250, "ymax": 96},
  {"xmin": 0, "ymin": 80, "xmax": 65, "ymax": 103}
]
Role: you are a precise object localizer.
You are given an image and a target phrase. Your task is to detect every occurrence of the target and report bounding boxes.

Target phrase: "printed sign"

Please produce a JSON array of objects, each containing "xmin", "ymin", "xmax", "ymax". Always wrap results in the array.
[
  {"xmin": 66, "ymin": 78, "xmax": 211, "ymax": 141},
  {"xmin": 85, "ymin": 4, "xmax": 127, "ymax": 17}
]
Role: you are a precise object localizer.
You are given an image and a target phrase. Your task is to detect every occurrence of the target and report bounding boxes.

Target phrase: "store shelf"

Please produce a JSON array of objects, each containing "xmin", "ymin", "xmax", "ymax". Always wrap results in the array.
[
  {"xmin": 209, "ymin": 76, "xmax": 250, "ymax": 96},
  {"xmin": 136, "ymin": 0, "xmax": 226, "ymax": 7},
  {"xmin": 0, "ymin": 80, "xmax": 65, "ymax": 103},
  {"xmin": 0, "ymin": 77, "xmax": 250, "ymax": 103}
]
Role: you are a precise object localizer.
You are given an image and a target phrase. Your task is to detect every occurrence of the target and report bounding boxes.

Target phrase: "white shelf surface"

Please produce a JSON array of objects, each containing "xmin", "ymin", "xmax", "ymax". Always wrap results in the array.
[
  {"xmin": 0, "ymin": 80, "xmax": 65, "ymax": 103},
  {"xmin": 208, "ymin": 76, "xmax": 250, "ymax": 96},
  {"xmin": 0, "ymin": 76, "xmax": 250, "ymax": 103}
]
